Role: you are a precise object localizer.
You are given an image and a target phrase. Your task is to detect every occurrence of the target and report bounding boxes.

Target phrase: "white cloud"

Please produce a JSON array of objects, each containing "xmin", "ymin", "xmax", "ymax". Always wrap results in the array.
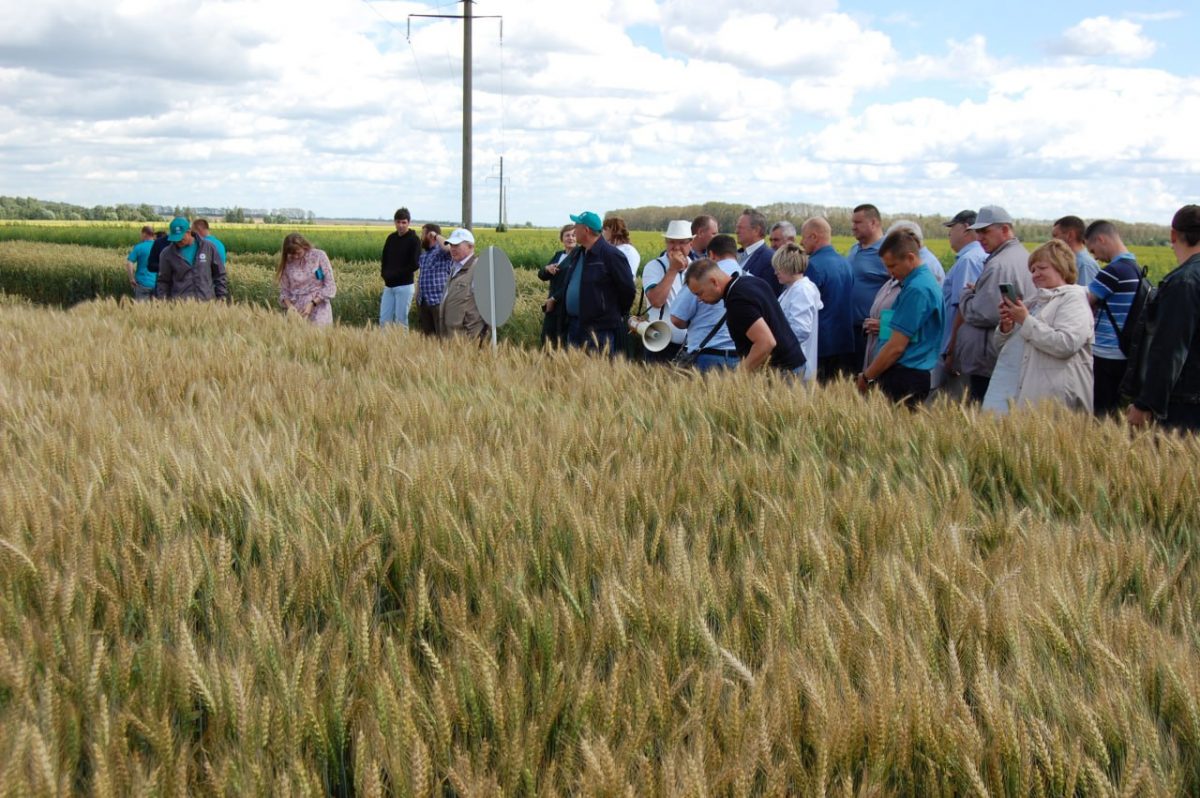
[
  {"xmin": 904, "ymin": 35, "xmax": 1000, "ymax": 83},
  {"xmin": 0, "ymin": 1, "xmax": 1195, "ymax": 226},
  {"xmin": 1049, "ymin": 16, "xmax": 1157, "ymax": 62}
]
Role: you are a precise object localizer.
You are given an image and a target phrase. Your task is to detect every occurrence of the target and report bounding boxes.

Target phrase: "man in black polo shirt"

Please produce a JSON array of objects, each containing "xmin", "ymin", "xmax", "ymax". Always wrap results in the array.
[{"xmin": 684, "ymin": 258, "xmax": 805, "ymax": 374}]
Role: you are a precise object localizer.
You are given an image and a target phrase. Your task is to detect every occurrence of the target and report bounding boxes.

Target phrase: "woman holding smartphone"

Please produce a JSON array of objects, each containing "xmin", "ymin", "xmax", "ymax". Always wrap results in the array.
[{"xmin": 985, "ymin": 240, "xmax": 1094, "ymax": 413}]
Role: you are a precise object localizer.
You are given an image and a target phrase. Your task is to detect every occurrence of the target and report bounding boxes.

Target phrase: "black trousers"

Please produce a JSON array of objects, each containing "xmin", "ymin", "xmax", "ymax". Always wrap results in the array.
[
  {"xmin": 1163, "ymin": 402, "xmax": 1200, "ymax": 434},
  {"xmin": 879, "ymin": 365, "xmax": 932, "ymax": 408},
  {"xmin": 1094, "ymin": 356, "xmax": 1127, "ymax": 416},
  {"xmin": 818, "ymin": 353, "xmax": 858, "ymax": 383},
  {"xmin": 968, "ymin": 374, "xmax": 991, "ymax": 404}
]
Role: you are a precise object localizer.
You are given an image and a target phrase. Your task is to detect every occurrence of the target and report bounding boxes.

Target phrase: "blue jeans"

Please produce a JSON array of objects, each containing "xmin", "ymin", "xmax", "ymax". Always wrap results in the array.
[
  {"xmin": 695, "ymin": 352, "xmax": 739, "ymax": 372},
  {"xmin": 380, "ymin": 285, "xmax": 414, "ymax": 327}
]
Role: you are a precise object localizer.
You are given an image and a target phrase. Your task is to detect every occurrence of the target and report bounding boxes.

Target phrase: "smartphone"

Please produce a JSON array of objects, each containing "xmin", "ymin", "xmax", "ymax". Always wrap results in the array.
[{"xmin": 999, "ymin": 283, "xmax": 1020, "ymax": 303}]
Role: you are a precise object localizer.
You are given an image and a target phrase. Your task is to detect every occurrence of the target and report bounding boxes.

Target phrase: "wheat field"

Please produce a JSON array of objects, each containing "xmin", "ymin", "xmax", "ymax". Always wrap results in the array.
[{"xmin": 0, "ymin": 297, "xmax": 1197, "ymax": 796}]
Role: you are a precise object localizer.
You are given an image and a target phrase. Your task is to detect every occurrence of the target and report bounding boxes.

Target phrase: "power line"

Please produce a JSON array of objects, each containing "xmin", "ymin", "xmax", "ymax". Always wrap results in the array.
[{"xmin": 357, "ymin": 0, "xmax": 445, "ymax": 130}]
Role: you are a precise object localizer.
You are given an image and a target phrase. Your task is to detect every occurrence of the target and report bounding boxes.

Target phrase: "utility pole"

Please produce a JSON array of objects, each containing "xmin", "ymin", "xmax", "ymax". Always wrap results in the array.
[
  {"xmin": 408, "ymin": 2, "xmax": 502, "ymax": 230},
  {"xmin": 462, "ymin": 0, "xmax": 472, "ymax": 229}
]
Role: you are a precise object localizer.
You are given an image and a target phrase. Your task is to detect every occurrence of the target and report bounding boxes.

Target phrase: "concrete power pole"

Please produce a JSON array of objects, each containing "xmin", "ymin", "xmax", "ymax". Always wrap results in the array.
[
  {"xmin": 408, "ymin": 2, "xmax": 501, "ymax": 230},
  {"xmin": 461, "ymin": 0, "xmax": 472, "ymax": 228}
]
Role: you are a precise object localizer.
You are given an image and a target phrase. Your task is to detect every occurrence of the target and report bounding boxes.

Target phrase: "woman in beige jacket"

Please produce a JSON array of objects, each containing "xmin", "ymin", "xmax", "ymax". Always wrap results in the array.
[{"xmin": 987, "ymin": 240, "xmax": 1094, "ymax": 414}]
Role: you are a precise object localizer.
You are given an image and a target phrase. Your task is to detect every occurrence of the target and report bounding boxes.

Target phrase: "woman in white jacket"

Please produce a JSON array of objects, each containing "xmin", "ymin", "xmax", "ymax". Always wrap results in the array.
[
  {"xmin": 772, "ymin": 243, "xmax": 823, "ymax": 382},
  {"xmin": 988, "ymin": 239, "xmax": 1094, "ymax": 414}
]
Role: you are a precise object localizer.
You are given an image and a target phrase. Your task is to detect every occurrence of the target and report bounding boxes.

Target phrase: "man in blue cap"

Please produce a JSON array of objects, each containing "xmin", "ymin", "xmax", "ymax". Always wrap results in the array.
[
  {"xmin": 552, "ymin": 211, "xmax": 635, "ymax": 354},
  {"xmin": 155, "ymin": 216, "xmax": 229, "ymax": 301}
]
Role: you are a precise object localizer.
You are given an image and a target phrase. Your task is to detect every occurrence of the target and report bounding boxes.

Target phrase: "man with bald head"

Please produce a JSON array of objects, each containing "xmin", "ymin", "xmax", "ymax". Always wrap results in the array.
[{"xmin": 800, "ymin": 217, "xmax": 856, "ymax": 379}]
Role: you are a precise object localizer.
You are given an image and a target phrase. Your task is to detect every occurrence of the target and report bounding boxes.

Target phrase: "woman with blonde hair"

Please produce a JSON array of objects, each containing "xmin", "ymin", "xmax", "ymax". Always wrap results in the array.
[
  {"xmin": 772, "ymin": 243, "xmax": 823, "ymax": 381},
  {"xmin": 985, "ymin": 239, "xmax": 1093, "ymax": 413},
  {"xmin": 601, "ymin": 216, "xmax": 640, "ymax": 280},
  {"xmin": 277, "ymin": 233, "xmax": 337, "ymax": 326}
]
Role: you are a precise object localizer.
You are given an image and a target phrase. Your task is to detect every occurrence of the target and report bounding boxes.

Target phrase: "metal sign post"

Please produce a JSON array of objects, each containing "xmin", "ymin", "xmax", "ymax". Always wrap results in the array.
[{"xmin": 473, "ymin": 246, "xmax": 516, "ymax": 350}]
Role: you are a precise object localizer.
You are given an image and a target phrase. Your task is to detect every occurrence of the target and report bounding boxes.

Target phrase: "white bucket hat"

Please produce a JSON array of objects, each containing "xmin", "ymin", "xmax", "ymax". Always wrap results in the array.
[{"xmin": 663, "ymin": 220, "xmax": 693, "ymax": 240}]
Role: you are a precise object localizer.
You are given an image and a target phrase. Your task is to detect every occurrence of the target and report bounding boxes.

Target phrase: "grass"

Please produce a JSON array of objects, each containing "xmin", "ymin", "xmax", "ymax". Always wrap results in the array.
[{"xmin": 0, "ymin": 298, "xmax": 1197, "ymax": 795}]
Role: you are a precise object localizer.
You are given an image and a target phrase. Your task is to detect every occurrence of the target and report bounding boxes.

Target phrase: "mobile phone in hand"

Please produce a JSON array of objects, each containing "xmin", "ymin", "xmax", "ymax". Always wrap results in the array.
[{"xmin": 999, "ymin": 283, "xmax": 1019, "ymax": 303}]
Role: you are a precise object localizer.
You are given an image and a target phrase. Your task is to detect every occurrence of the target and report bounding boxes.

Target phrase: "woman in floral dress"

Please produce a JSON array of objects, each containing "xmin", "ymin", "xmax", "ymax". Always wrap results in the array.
[{"xmin": 277, "ymin": 233, "xmax": 336, "ymax": 326}]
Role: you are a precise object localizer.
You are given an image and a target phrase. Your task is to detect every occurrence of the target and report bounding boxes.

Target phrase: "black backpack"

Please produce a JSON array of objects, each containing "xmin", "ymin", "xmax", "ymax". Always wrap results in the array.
[
  {"xmin": 1100, "ymin": 264, "xmax": 1152, "ymax": 358},
  {"xmin": 1106, "ymin": 265, "xmax": 1156, "ymax": 398}
]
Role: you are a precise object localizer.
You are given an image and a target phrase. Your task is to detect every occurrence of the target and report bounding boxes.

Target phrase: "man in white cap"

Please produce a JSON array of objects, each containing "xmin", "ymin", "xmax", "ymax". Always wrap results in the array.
[
  {"xmin": 636, "ymin": 220, "xmax": 695, "ymax": 362},
  {"xmin": 438, "ymin": 228, "xmax": 486, "ymax": 339},
  {"xmin": 951, "ymin": 205, "xmax": 1036, "ymax": 403}
]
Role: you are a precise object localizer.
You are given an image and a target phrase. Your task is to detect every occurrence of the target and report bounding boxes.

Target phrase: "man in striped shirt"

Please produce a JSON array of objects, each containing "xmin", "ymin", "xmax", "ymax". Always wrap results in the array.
[{"xmin": 1084, "ymin": 220, "xmax": 1140, "ymax": 415}]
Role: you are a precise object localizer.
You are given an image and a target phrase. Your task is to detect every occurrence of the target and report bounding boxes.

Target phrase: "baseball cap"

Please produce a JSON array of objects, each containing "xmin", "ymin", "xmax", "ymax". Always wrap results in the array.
[
  {"xmin": 167, "ymin": 216, "xmax": 190, "ymax": 242},
  {"xmin": 569, "ymin": 211, "xmax": 603, "ymax": 233},
  {"xmin": 943, "ymin": 210, "xmax": 977, "ymax": 228},
  {"xmin": 446, "ymin": 228, "xmax": 475, "ymax": 245},
  {"xmin": 968, "ymin": 206, "xmax": 1014, "ymax": 230}
]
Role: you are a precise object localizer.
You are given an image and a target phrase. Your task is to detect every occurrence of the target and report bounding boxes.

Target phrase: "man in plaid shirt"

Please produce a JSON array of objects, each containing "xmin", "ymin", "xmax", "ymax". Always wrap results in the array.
[{"xmin": 416, "ymin": 223, "xmax": 453, "ymax": 336}]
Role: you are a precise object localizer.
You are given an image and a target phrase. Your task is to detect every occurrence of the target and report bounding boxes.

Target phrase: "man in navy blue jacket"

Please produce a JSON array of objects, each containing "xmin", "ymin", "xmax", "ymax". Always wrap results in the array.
[
  {"xmin": 736, "ymin": 208, "xmax": 782, "ymax": 296},
  {"xmin": 554, "ymin": 211, "xmax": 636, "ymax": 354}
]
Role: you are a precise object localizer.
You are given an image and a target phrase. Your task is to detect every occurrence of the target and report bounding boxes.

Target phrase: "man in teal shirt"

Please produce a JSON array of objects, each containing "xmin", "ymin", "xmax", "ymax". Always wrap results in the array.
[
  {"xmin": 856, "ymin": 228, "xmax": 943, "ymax": 406},
  {"xmin": 155, "ymin": 216, "xmax": 228, "ymax": 301},
  {"xmin": 125, "ymin": 225, "xmax": 157, "ymax": 300},
  {"xmin": 191, "ymin": 219, "xmax": 227, "ymax": 264}
]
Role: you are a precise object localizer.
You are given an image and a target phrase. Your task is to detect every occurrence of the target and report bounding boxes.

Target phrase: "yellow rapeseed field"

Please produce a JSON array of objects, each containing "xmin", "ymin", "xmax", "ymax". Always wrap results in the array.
[{"xmin": 0, "ymin": 298, "xmax": 1197, "ymax": 795}]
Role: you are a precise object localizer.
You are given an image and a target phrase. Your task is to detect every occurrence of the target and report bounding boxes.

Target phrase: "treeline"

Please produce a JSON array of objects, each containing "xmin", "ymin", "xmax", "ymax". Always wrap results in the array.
[
  {"xmin": 0, "ymin": 196, "xmax": 160, "ymax": 222},
  {"xmin": 608, "ymin": 201, "xmax": 1174, "ymax": 246},
  {"xmin": 0, "ymin": 196, "xmax": 314, "ymax": 225}
]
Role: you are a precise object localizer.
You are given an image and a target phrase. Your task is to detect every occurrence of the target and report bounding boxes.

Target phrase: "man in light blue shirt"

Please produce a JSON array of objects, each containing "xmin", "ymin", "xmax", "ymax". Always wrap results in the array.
[
  {"xmin": 671, "ymin": 234, "xmax": 740, "ymax": 371},
  {"xmin": 125, "ymin": 225, "xmax": 157, "ymax": 300},
  {"xmin": 1052, "ymin": 215, "xmax": 1100, "ymax": 287},
  {"xmin": 847, "ymin": 203, "xmax": 888, "ymax": 369},
  {"xmin": 940, "ymin": 210, "xmax": 987, "ymax": 353}
]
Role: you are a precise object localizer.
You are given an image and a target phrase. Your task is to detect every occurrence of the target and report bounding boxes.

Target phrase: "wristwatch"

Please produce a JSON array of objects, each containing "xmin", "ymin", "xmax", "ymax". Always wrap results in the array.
[{"xmin": 858, "ymin": 373, "xmax": 876, "ymax": 385}]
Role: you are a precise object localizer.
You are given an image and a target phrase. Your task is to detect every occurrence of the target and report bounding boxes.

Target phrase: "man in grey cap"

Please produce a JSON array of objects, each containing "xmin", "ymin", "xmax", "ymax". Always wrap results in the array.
[
  {"xmin": 155, "ymin": 216, "xmax": 229, "ymax": 301},
  {"xmin": 939, "ymin": 210, "xmax": 987, "ymax": 395},
  {"xmin": 950, "ymin": 206, "xmax": 1035, "ymax": 403}
]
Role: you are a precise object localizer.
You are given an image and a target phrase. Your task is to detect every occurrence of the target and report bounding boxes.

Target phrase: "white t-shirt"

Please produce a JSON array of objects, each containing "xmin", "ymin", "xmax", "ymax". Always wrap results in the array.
[
  {"xmin": 617, "ymin": 243, "xmax": 640, "ymax": 281},
  {"xmin": 779, "ymin": 276, "xmax": 823, "ymax": 382},
  {"xmin": 639, "ymin": 255, "xmax": 687, "ymax": 345}
]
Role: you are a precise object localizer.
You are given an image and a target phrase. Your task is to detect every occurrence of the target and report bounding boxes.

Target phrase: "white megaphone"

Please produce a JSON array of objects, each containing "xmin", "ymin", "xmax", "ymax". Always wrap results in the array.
[{"xmin": 634, "ymin": 319, "xmax": 673, "ymax": 353}]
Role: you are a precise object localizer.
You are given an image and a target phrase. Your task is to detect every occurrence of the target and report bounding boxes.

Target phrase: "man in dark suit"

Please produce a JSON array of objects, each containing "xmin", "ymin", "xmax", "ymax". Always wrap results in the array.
[
  {"xmin": 735, "ymin": 207, "xmax": 782, "ymax": 296},
  {"xmin": 552, "ymin": 211, "xmax": 636, "ymax": 355}
]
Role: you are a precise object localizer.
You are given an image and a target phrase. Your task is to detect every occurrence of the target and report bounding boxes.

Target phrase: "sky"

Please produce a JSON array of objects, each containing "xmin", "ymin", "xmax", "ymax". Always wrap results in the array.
[{"xmin": 1, "ymin": 0, "xmax": 1197, "ymax": 226}]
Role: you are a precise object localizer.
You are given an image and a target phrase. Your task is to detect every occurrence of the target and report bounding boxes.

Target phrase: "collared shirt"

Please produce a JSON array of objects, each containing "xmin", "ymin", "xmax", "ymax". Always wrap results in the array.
[
  {"xmin": 417, "ymin": 246, "xmax": 453, "ymax": 305},
  {"xmin": 887, "ymin": 264, "xmax": 944, "ymax": 371},
  {"xmin": 670, "ymin": 257, "xmax": 737, "ymax": 352},
  {"xmin": 847, "ymin": 238, "xmax": 888, "ymax": 325},
  {"xmin": 742, "ymin": 240, "xmax": 765, "ymax": 262},
  {"xmin": 1089, "ymin": 251, "xmax": 1140, "ymax": 360},
  {"xmin": 920, "ymin": 247, "xmax": 946, "ymax": 285},
  {"xmin": 1075, "ymin": 249, "xmax": 1100, "ymax": 288},
  {"xmin": 941, "ymin": 240, "xmax": 986, "ymax": 351},
  {"xmin": 640, "ymin": 254, "xmax": 689, "ymax": 345},
  {"xmin": 126, "ymin": 240, "xmax": 156, "ymax": 288}
]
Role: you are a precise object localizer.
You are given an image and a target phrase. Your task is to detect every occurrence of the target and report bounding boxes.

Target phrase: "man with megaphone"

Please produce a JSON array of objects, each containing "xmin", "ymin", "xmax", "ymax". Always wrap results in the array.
[{"xmin": 629, "ymin": 220, "xmax": 695, "ymax": 362}]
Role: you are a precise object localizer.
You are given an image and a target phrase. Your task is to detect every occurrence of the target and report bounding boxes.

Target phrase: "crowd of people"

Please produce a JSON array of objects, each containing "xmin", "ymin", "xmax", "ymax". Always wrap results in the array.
[{"xmin": 124, "ymin": 203, "xmax": 1200, "ymax": 433}]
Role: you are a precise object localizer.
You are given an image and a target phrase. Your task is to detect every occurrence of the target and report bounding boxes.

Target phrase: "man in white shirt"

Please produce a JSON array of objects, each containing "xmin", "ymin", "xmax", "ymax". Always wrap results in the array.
[{"xmin": 637, "ymin": 220, "xmax": 693, "ymax": 362}]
